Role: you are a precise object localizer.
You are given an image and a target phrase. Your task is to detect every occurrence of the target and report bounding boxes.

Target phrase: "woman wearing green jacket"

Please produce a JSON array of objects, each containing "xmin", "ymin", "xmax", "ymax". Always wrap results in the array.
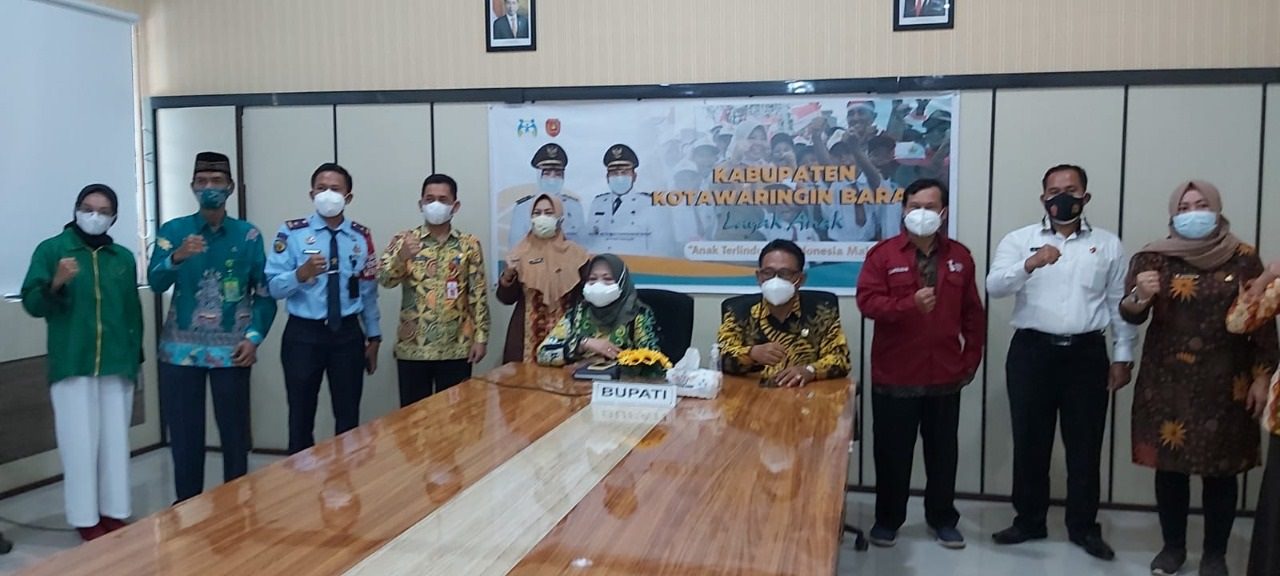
[{"xmin": 20, "ymin": 184, "xmax": 142, "ymax": 542}]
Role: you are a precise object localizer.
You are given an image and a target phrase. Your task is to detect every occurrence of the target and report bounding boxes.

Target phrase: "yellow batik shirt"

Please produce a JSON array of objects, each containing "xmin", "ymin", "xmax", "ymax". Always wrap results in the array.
[
  {"xmin": 717, "ymin": 294, "xmax": 851, "ymax": 381},
  {"xmin": 378, "ymin": 227, "xmax": 489, "ymax": 361}
]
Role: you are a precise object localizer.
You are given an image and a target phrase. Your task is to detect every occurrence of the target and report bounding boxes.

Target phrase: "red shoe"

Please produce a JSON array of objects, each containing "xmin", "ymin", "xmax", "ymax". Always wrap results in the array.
[
  {"xmin": 77, "ymin": 523, "xmax": 108, "ymax": 542},
  {"xmin": 100, "ymin": 517, "xmax": 129, "ymax": 532}
]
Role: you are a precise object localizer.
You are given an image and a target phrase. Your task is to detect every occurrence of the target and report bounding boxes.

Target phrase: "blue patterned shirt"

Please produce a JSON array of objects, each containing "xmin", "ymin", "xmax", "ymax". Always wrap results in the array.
[{"xmin": 148, "ymin": 213, "xmax": 278, "ymax": 367}]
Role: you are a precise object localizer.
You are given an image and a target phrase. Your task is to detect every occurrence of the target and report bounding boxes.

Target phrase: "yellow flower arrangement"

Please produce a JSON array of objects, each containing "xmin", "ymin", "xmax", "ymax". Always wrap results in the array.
[
  {"xmin": 616, "ymin": 348, "xmax": 672, "ymax": 378},
  {"xmin": 617, "ymin": 348, "xmax": 673, "ymax": 369}
]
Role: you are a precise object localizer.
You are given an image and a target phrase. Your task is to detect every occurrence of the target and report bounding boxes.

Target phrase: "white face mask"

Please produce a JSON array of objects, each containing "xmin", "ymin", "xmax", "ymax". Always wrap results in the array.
[
  {"xmin": 75, "ymin": 211, "xmax": 114, "ymax": 236},
  {"xmin": 608, "ymin": 175, "xmax": 633, "ymax": 195},
  {"xmin": 760, "ymin": 277, "xmax": 797, "ymax": 306},
  {"xmin": 582, "ymin": 281, "xmax": 622, "ymax": 307},
  {"xmin": 422, "ymin": 201, "xmax": 454, "ymax": 225},
  {"xmin": 530, "ymin": 214, "xmax": 559, "ymax": 239},
  {"xmin": 313, "ymin": 189, "xmax": 346, "ymax": 218},
  {"xmin": 903, "ymin": 208, "xmax": 942, "ymax": 237}
]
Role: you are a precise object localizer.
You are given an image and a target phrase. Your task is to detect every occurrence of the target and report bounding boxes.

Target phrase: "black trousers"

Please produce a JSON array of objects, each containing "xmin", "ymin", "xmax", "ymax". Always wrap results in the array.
[
  {"xmin": 872, "ymin": 390, "xmax": 962, "ymax": 530},
  {"xmin": 1154, "ymin": 471, "xmax": 1237, "ymax": 555},
  {"xmin": 396, "ymin": 359, "xmax": 472, "ymax": 407},
  {"xmin": 158, "ymin": 363, "xmax": 251, "ymax": 503},
  {"xmin": 1249, "ymin": 434, "xmax": 1280, "ymax": 576},
  {"xmin": 281, "ymin": 315, "xmax": 366, "ymax": 455},
  {"xmin": 1006, "ymin": 329, "xmax": 1110, "ymax": 538}
]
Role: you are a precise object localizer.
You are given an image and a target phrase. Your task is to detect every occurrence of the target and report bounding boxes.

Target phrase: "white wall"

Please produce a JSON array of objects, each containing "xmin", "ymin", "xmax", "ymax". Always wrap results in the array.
[{"xmin": 149, "ymin": 82, "xmax": 1279, "ymax": 510}]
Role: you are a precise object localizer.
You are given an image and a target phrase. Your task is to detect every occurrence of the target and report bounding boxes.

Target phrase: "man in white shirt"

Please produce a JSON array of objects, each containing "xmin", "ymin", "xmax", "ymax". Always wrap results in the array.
[{"xmin": 986, "ymin": 164, "xmax": 1136, "ymax": 561}]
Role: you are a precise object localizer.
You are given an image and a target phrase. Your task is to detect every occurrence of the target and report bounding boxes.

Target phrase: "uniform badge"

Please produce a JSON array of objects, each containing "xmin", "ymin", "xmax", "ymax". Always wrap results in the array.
[
  {"xmin": 305, "ymin": 235, "xmax": 316, "ymax": 245},
  {"xmin": 1089, "ymin": 246, "xmax": 1097, "ymax": 254},
  {"xmin": 273, "ymin": 239, "xmax": 286, "ymax": 253},
  {"xmin": 156, "ymin": 237, "xmax": 172, "ymax": 251},
  {"xmin": 611, "ymin": 146, "xmax": 623, "ymax": 159}
]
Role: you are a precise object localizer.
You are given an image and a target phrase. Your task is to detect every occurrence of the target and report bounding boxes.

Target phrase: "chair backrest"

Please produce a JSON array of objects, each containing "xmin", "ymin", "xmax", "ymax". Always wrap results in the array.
[
  {"xmin": 637, "ymin": 288, "xmax": 695, "ymax": 360},
  {"xmin": 719, "ymin": 290, "xmax": 838, "ymax": 316}
]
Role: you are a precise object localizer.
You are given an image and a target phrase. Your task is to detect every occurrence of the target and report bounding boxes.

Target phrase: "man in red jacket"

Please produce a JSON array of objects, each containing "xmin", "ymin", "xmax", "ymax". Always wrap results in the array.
[{"xmin": 856, "ymin": 178, "xmax": 985, "ymax": 550}]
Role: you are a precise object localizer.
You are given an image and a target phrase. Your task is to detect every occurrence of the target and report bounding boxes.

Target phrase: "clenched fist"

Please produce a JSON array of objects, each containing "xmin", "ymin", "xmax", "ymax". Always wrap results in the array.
[
  {"xmin": 914, "ymin": 287, "xmax": 937, "ymax": 314},
  {"xmin": 52, "ymin": 257, "xmax": 80, "ymax": 290},
  {"xmin": 1024, "ymin": 245, "xmax": 1061, "ymax": 273},
  {"xmin": 1134, "ymin": 270, "xmax": 1161, "ymax": 301},
  {"xmin": 172, "ymin": 234, "xmax": 207, "ymax": 264}
]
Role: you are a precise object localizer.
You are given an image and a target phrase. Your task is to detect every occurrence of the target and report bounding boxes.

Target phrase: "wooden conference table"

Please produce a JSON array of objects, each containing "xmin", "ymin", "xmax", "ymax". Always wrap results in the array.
[{"xmin": 20, "ymin": 363, "xmax": 855, "ymax": 576}]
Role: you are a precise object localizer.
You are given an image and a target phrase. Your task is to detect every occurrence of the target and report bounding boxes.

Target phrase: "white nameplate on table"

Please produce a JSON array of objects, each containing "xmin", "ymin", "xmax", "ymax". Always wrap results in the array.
[{"xmin": 592, "ymin": 381, "xmax": 678, "ymax": 408}]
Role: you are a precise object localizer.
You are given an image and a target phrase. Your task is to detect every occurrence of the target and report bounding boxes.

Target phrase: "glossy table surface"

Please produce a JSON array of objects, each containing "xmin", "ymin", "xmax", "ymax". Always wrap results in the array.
[{"xmin": 19, "ymin": 363, "xmax": 855, "ymax": 576}]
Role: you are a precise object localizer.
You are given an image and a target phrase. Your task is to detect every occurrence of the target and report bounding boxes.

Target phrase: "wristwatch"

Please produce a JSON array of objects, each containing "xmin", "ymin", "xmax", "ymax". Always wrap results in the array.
[{"xmin": 803, "ymin": 364, "xmax": 816, "ymax": 377}]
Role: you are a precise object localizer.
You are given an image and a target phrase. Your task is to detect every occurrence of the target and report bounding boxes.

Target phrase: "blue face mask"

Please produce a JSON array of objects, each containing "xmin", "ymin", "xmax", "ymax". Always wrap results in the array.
[
  {"xmin": 538, "ymin": 176, "xmax": 564, "ymax": 195},
  {"xmin": 1172, "ymin": 210, "xmax": 1218, "ymax": 240},
  {"xmin": 607, "ymin": 175, "xmax": 632, "ymax": 195},
  {"xmin": 196, "ymin": 187, "xmax": 231, "ymax": 210}
]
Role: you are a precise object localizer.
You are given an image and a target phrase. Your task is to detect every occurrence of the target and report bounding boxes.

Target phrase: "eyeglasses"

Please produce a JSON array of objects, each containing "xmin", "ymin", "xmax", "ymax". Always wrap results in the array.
[
  {"xmin": 757, "ymin": 268, "xmax": 800, "ymax": 281},
  {"xmin": 77, "ymin": 206, "xmax": 114, "ymax": 217}
]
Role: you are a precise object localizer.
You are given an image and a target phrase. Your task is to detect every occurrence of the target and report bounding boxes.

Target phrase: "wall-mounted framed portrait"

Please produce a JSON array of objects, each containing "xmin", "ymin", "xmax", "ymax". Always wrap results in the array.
[
  {"xmin": 487, "ymin": 0, "xmax": 536, "ymax": 52},
  {"xmin": 894, "ymin": 0, "xmax": 954, "ymax": 31}
]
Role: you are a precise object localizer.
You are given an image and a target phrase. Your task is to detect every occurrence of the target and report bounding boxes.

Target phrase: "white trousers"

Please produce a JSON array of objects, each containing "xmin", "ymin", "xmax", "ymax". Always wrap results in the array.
[{"xmin": 49, "ymin": 376, "xmax": 134, "ymax": 527}]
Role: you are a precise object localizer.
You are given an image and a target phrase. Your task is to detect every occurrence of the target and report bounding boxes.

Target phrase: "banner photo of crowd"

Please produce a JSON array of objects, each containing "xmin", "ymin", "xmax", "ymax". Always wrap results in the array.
[{"xmin": 488, "ymin": 93, "xmax": 957, "ymax": 293}]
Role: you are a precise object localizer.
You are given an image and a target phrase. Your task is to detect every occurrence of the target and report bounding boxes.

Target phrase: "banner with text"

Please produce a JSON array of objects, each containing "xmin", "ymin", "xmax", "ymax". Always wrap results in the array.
[{"xmin": 489, "ymin": 94, "xmax": 957, "ymax": 294}]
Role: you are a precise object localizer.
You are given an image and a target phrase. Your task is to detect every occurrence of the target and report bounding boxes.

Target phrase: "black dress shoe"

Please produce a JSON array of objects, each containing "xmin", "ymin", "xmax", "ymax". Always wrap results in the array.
[
  {"xmin": 1069, "ymin": 532, "xmax": 1116, "ymax": 561},
  {"xmin": 992, "ymin": 525, "xmax": 1048, "ymax": 545}
]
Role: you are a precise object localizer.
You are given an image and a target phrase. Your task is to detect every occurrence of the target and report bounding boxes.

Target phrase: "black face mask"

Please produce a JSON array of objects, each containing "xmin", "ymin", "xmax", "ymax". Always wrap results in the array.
[{"xmin": 1044, "ymin": 194, "xmax": 1085, "ymax": 224}]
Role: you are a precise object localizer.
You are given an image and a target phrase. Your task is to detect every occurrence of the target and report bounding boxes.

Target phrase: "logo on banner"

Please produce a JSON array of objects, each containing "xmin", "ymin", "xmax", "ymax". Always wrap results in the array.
[
  {"xmin": 545, "ymin": 118, "xmax": 561, "ymax": 137},
  {"xmin": 516, "ymin": 119, "xmax": 538, "ymax": 137}
]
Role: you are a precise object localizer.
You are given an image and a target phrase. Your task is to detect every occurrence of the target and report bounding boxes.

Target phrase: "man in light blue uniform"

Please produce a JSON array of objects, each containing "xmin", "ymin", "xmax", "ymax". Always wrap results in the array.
[
  {"xmin": 508, "ymin": 143, "xmax": 584, "ymax": 247},
  {"xmin": 265, "ymin": 162, "xmax": 381, "ymax": 454}
]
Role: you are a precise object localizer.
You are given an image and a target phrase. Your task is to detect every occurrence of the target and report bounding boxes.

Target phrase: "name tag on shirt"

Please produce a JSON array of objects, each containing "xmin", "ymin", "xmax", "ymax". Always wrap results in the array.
[
  {"xmin": 889, "ymin": 267, "xmax": 910, "ymax": 275},
  {"xmin": 446, "ymin": 280, "xmax": 460, "ymax": 300}
]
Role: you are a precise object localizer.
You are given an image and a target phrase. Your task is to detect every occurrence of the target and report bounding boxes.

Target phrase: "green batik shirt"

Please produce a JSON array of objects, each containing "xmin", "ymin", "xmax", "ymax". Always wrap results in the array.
[
  {"xmin": 378, "ymin": 226, "xmax": 490, "ymax": 361},
  {"xmin": 148, "ymin": 213, "xmax": 277, "ymax": 367},
  {"xmin": 536, "ymin": 302, "xmax": 659, "ymax": 366}
]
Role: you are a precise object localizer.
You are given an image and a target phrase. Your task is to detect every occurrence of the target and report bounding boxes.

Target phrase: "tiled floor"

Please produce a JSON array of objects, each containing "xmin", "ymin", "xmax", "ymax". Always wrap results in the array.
[
  {"xmin": 838, "ymin": 496, "xmax": 1255, "ymax": 576},
  {"xmin": 0, "ymin": 451, "xmax": 1257, "ymax": 575}
]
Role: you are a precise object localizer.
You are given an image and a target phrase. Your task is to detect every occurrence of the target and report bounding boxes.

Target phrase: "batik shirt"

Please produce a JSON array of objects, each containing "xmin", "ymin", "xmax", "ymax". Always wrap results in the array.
[
  {"xmin": 149, "ymin": 213, "xmax": 277, "ymax": 367},
  {"xmin": 536, "ymin": 302, "xmax": 659, "ymax": 366},
  {"xmin": 717, "ymin": 294, "xmax": 851, "ymax": 381},
  {"xmin": 379, "ymin": 227, "xmax": 489, "ymax": 361}
]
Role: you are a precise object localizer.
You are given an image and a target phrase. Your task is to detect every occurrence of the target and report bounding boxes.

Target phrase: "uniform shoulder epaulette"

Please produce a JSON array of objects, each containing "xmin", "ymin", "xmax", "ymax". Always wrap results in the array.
[
  {"xmin": 514, "ymin": 194, "xmax": 534, "ymax": 205},
  {"xmin": 285, "ymin": 218, "xmax": 309, "ymax": 230},
  {"xmin": 560, "ymin": 192, "xmax": 581, "ymax": 202},
  {"xmin": 351, "ymin": 221, "xmax": 371, "ymax": 235}
]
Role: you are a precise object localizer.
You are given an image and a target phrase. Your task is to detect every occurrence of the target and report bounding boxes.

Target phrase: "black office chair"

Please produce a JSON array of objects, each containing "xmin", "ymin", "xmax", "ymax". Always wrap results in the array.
[
  {"xmin": 720, "ymin": 291, "xmax": 867, "ymax": 551},
  {"xmin": 637, "ymin": 288, "xmax": 695, "ymax": 361}
]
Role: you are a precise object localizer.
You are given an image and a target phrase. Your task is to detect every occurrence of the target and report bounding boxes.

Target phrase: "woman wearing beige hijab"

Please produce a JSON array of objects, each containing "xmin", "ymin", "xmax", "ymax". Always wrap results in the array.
[
  {"xmin": 497, "ymin": 194, "xmax": 591, "ymax": 363},
  {"xmin": 1120, "ymin": 181, "xmax": 1278, "ymax": 576}
]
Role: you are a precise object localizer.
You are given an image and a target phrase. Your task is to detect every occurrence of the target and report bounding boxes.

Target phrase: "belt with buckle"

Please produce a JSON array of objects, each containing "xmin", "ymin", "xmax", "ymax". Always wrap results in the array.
[{"xmin": 1018, "ymin": 328, "xmax": 1104, "ymax": 347}]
